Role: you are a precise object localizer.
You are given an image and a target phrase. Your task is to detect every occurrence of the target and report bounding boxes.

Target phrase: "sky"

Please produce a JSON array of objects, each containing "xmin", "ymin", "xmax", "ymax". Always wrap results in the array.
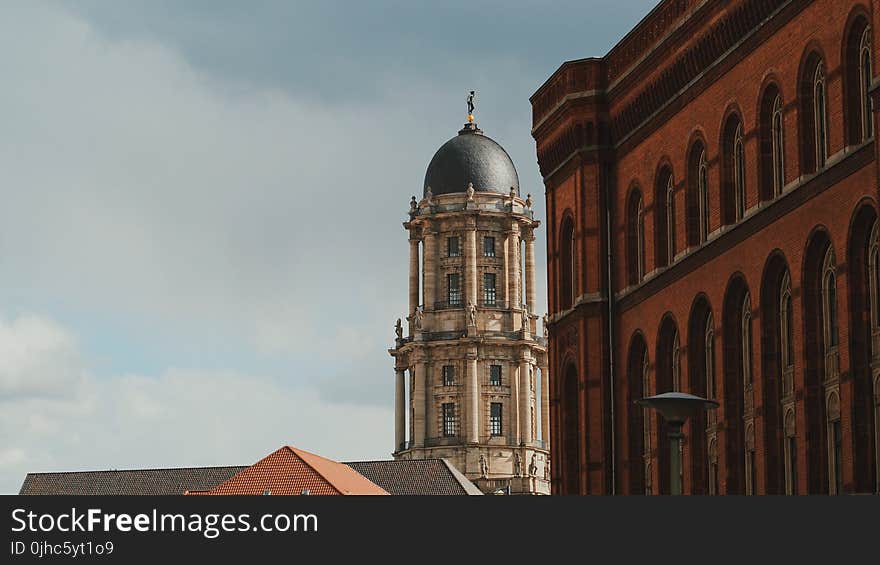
[{"xmin": 0, "ymin": 0, "xmax": 656, "ymax": 493}]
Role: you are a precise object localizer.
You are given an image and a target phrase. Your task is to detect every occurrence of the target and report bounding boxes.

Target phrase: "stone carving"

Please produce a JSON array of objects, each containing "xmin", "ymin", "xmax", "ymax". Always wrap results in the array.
[
  {"xmin": 544, "ymin": 459, "xmax": 550, "ymax": 481},
  {"xmin": 529, "ymin": 453, "xmax": 538, "ymax": 477},
  {"xmin": 410, "ymin": 195, "xmax": 417, "ymax": 212},
  {"xmin": 479, "ymin": 454, "xmax": 488, "ymax": 478},
  {"xmin": 542, "ymin": 313, "xmax": 550, "ymax": 338},
  {"xmin": 412, "ymin": 306, "xmax": 423, "ymax": 330},
  {"xmin": 521, "ymin": 306, "xmax": 529, "ymax": 329},
  {"xmin": 525, "ymin": 193, "xmax": 533, "ymax": 209},
  {"xmin": 509, "ymin": 187, "xmax": 516, "ymax": 203},
  {"xmin": 425, "ymin": 186, "xmax": 434, "ymax": 206},
  {"xmin": 514, "ymin": 452, "xmax": 523, "ymax": 476},
  {"xmin": 395, "ymin": 318, "xmax": 403, "ymax": 340},
  {"xmin": 466, "ymin": 182, "xmax": 475, "ymax": 201},
  {"xmin": 467, "ymin": 301, "xmax": 477, "ymax": 327}
]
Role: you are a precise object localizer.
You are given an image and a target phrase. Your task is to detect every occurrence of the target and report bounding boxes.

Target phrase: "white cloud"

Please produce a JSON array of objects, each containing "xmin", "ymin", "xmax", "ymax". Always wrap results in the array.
[{"xmin": 0, "ymin": 313, "xmax": 391, "ymax": 494}]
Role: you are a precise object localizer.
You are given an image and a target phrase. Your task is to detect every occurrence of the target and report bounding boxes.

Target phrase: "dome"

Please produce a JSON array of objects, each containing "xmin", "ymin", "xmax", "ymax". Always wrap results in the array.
[{"xmin": 423, "ymin": 124, "xmax": 519, "ymax": 197}]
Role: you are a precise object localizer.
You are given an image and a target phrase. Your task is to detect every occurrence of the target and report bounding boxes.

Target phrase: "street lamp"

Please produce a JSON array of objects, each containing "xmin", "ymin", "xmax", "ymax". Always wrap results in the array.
[{"xmin": 636, "ymin": 392, "xmax": 719, "ymax": 495}]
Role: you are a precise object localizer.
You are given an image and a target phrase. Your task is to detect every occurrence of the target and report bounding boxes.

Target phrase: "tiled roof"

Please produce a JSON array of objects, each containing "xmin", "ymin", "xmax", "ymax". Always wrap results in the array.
[
  {"xmin": 346, "ymin": 459, "xmax": 483, "ymax": 496},
  {"xmin": 19, "ymin": 457, "xmax": 482, "ymax": 496},
  {"xmin": 190, "ymin": 447, "xmax": 389, "ymax": 496},
  {"xmin": 18, "ymin": 466, "xmax": 246, "ymax": 496}
]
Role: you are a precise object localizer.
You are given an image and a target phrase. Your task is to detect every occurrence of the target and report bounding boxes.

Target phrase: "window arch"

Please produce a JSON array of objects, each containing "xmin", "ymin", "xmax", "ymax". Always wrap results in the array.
[
  {"xmin": 814, "ymin": 65, "xmax": 829, "ymax": 168},
  {"xmin": 781, "ymin": 272, "xmax": 795, "ymax": 375},
  {"xmin": 686, "ymin": 140, "xmax": 709, "ymax": 246},
  {"xmin": 626, "ymin": 188, "xmax": 646, "ymax": 285},
  {"xmin": 721, "ymin": 112, "xmax": 745, "ymax": 225},
  {"xmin": 654, "ymin": 166, "xmax": 675, "ymax": 268},
  {"xmin": 799, "ymin": 52, "xmax": 828, "ymax": 175},
  {"xmin": 845, "ymin": 17, "xmax": 873, "ymax": 144},
  {"xmin": 823, "ymin": 247, "xmax": 839, "ymax": 353},
  {"xmin": 560, "ymin": 216, "xmax": 575, "ymax": 310},
  {"xmin": 760, "ymin": 84, "xmax": 785, "ymax": 200},
  {"xmin": 742, "ymin": 293, "xmax": 754, "ymax": 386}
]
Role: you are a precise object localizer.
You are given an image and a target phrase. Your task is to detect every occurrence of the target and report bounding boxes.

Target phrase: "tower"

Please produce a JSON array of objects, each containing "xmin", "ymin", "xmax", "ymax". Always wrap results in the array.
[{"xmin": 390, "ymin": 102, "xmax": 550, "ymax": 495}]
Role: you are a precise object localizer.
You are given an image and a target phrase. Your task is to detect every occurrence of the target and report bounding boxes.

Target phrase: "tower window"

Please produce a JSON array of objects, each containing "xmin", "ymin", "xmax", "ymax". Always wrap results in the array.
[
  {"xmin": 447, "ymin": 273, "xmax": 461, "ymax": 306},
  {"xmin": 442, "ymin": 403, "xmax": 456, "ymax": 437},
  {"xmin": 490, "ymin": 403, "xmax": 503, "ymax": 436},
  {"xmin": 442, "ymin": 365, "xmax": 455, "ymax": 386},
  {"xmin": 447, "ymin": 236, "xmax": 461, "ymax": 257},
  {"xmin": 483, "ymin": 236, "xmax": 495, "ymax": 257},
  {"xmin": 483, "ymin": 273, "xmax": 497, "ymax": 306},
  {"xmin": 489, "ymin": 364, "xmax": 502, "ymax": 386}
]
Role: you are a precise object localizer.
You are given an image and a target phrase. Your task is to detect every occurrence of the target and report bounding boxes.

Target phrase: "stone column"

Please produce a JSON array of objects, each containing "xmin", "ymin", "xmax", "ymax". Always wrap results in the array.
[
  {"xmin": 540, "ymin": 362, "xmax": 550, "ymax": 444},
  {"xmin": 395, "ymin": 368, "xmax": 406, "ymax": 451},
  {"xmin": 520, "ymin": 357, "xmax": 532, "ymax": 445},
  {"xmin": 423, "ymin": 228, "xmax": 436, "ymax": 311},
  {"xmin": 409, "ymin": 236, "xmax": 420, "ymax": 317},
  {"xmin": 508, "ymin": 223, "xmax": 521, "ymax": 316},
  {"xmin": 413, "ymin": 361, "xmax": 426, "ymax": 447},
  {"xmin": 524, "ymin": 229, "xmax": 536, "ymax": 317},
  {"xmin": 502, "ymin": 232, "xmax": 510, "ymax": 306},
  {"xmin": 467, "ymin": 350, "xmax": 480, "ymax": 443},
  {"xmin": 511, "ymin": 361, "xmax": 520, "ymax": 444},
  {"xmin": 465, "ymin": 219, "xmax": 478, "ymax": 307}
]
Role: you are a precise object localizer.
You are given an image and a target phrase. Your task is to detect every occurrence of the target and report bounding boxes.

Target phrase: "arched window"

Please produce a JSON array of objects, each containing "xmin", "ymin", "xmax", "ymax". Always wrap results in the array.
[
  {"xmin": 860, "ymin": 28, "xmax": 873, "ymax": 140},
  {"xmin": 699, "ymin": 152, "xmax": 709, "ymax": 239},
  {"xmin": 869, "ymin": 222, "xmax": 880, "ymax": 352},
  {"xmin": 780, "ymin": 272, "xmax": 795, "ymax": 395},
  {"xmin": 560, "ymin": 217, "xmax": 575, "ymax": 310},
  {"xmin": 721, "ymin": 113, "xmax": 745, "ymax": 225},
  {"xmin": 772, "ymin": 95, "xmax": 785, "ymax": 195},
  {"xmin": 823, "ymin": 248, "xmax": 839, "ymax": 351},
  {"xmin": 627, "ymin": 190, "xmax": 646, "ymax": 285},
  {"xmin": 734, "ymin": 123, "xmax": 746, "ymax": 219},
  {"xmin": 814, "ymin": 65, "xmax": 828, "ymax": 168},
  {"xmin": 667, "ymin": 175, "xmax": 676, "ymax": 263},
  {"xmin": 655, "ymin": 168, "xmax": 674, "ymax": 268},
  {"xmin": 706, "ymin": 314, "xmax": 716, "ymax": 400},
  {"xmin": 742, "ymin": 293, "xmax": 753, "ymax": 386}
]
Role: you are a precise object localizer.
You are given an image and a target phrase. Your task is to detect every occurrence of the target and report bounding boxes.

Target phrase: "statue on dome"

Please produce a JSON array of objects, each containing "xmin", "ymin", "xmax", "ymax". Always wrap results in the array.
[
  {"xmin": 466, "ymin": 182, "xmax": 475, "ymax": 201},
  {"xmin": 395, "ymin": 318, "xmax": 403, "ymax": 340},
  {"xmin": 467, "ymin": 90, "xmax": 475, "ymax": 117}
]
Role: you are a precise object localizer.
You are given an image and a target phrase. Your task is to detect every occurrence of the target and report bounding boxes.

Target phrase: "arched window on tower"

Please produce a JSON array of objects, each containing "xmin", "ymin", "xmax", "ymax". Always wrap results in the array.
[
  {"xmin": 823, "ymin": 248, "xmax": 840, "ymax": 353},
  {"xmin": 772, "ymin": 95, "xmax": 785, "ymax": 195},
  {"xmin": 699, "ymin": 151, "xmax": 709, "ymax": 239},
  {"xmin": 686, "ymin": 141, "xmax": 709, "ymax": 247},
  {"xmin": 667, "ymin": 175, "xmax": 676, "ymax": 263},
  {"xmin": 560, "ymin": 217, "xmax": 575, "ymax": 310},
  {"xmin": 734, "ymin": 123, "xmax": 746, "ymax": 220},
  {"xmin": 781, "ymin": 272, "xmax": 795, "ymax": 397},
  {"xmin": 814, "ymin": 65, "xmax": 829, "ymax": 168},
  {"xmin": 742, "ymin": 293, "xmax": 753, "ymax": 387},
  {"xmin": 627, "ymin": 189, "xmax": 646, "ymax": 285},
  {"xmin": 860, "ymin": 28, "xmax": 873, "ymax": 140}
]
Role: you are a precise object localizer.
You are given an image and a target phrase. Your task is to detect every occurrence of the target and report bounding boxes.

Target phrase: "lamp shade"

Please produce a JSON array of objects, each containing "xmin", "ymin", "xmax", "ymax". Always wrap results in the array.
[{"xmin": 635, "ymin": 392, "xmax": 719, "ymax": 424}]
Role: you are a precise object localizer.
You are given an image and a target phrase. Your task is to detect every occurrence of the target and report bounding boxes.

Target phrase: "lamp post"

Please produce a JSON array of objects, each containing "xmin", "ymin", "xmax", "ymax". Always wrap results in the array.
[{"xmin": 636, "ymin": 392, "xmax": 719, "ymax": 495}]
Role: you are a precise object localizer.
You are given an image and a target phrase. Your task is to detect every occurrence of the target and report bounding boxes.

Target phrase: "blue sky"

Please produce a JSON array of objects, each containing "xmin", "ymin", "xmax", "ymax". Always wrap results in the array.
[{"xmin": 0, "ymin": 0, "xmax": 656, "ymax": 493}]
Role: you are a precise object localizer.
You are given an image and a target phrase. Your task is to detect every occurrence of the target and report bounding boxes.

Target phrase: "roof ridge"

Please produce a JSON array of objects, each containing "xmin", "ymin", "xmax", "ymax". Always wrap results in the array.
[
  {"xmin": 24, "ymin": 465, "xmax": 246, "ymax": 476},
  {"xmin": 284, "ymin": 446, "xmax": 342, "ymax": 495}
]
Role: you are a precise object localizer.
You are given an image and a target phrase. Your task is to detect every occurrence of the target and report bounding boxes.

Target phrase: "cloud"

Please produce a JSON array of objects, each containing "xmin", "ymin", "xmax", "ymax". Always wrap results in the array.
[{"xmin": 0, "ymin": 313, "xmax": 391, "ymax": 494}]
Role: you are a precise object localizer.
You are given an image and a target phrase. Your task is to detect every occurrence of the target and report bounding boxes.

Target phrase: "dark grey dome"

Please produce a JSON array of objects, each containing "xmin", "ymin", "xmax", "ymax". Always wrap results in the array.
[{"xmin": 423, "ymin": 125, "xmax": 519, "ymax": 197}]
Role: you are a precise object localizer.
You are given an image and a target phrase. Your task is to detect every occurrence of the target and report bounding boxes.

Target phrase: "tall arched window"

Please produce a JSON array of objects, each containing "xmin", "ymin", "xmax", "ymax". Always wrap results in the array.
[
  {"xmin": 742, "ymin": 293, "xmax": 753, "ymax": 386},
  {"xmin": 667, "ymin": 175, "xmax": 676, "ymax": 263},
  {"xmin": 823, "ymin": 248, "xmax": 839, "ymax": 352},
  {"xmin": 846, "ymin": 19, "xmax": 873, "ymax": 145},
  {"xmin": 772, "ymin": 95, "xmax": 785, "ymax": 195},
  {"xmin": 781, "ymin": 272, "xmax": 795, "ymax": 395},
  {"xmin": 860, "ymin": 28, "xmax": 873, "ymax": 140},
  {"xmin": 672, "ymin": 331, "xmax": 681, "ymax": 391},
  {"xmin": 560, "ymin": 217, "xmax": 575, "ymax": 310},
  {"xmin": 686, "ymin": 141, "xmax": 709, "ymax": 247},
  {"xmin": 721, "ymin": 113, "xmax": 745, "ymax": 225},
  {"xmin": 734, "ymin": 123, "xmax": 746, "ymax": 220},
  {"xmin": 706, "ymin": 314, "xmax": 716, "ymax": 400},
  {"xmin": 627, "ymin": 189, "xmax": 646, "ymax": 286},
  {"xmin": 814, "ymin": 65, "xmax": 828, "ymax": 168}
]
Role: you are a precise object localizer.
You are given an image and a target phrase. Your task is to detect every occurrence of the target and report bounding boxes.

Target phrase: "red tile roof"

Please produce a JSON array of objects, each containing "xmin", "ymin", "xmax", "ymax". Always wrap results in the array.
[{"xmin": 186, "ymin": 446, "xmax": 389, "ymax": 496}]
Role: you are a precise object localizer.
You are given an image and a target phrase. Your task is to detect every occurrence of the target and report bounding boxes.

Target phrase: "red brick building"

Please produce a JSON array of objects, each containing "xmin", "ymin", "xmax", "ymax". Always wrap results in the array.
[{"xmin": 532, "ymin": 0, "xmax": 880, "ymax": 494}]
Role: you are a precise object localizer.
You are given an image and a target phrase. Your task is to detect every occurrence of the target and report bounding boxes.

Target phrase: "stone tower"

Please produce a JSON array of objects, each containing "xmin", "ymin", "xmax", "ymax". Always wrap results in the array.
[{"xmin": 390, "ymin": 107, "xmax": 550, "ymax": 495}]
